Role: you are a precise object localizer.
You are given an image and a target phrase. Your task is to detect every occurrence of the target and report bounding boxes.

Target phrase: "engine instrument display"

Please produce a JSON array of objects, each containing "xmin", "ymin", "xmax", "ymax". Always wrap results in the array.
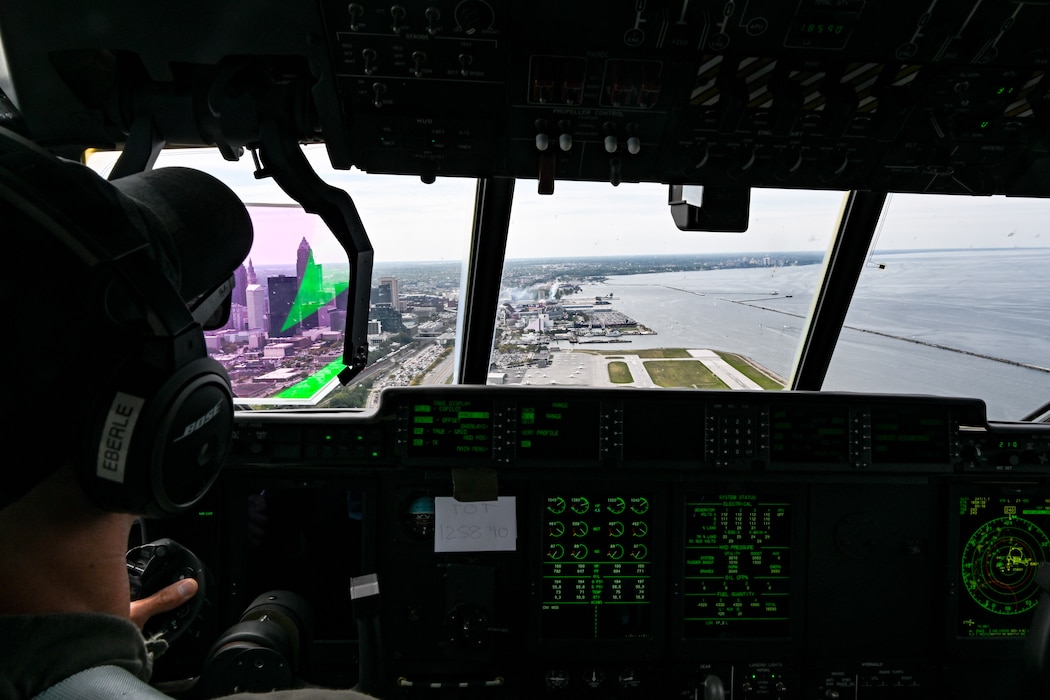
[
  {"xmin": 957, "ymin": 489, "xmax": 1050, "ymax": 638},
  {"xmin": 539, "ymin": 493, "xmax": 654, "ymax": 640},
  {"xmin": 682, "ymin": 493, "xmax": 792, "ymax": 638}
]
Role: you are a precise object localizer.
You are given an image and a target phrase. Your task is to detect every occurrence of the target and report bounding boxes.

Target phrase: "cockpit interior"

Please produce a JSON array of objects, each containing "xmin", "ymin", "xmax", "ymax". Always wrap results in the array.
[{"xmin": 1, "ymin": 2, "xmax": 1049, "ymax": 698}]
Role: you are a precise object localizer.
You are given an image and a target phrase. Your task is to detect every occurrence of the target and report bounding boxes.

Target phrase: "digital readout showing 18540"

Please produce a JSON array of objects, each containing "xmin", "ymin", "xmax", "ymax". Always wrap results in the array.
[
  {"xmin": 683, "ymin": 494, "xmax": 791, "ymax": 638},
  {"xmin": 408, "ymin": 399, "xmax": 492, "ymax": 458},
  {"xmin": 540, "ymin": 494, "xmax": 653, "ymax": 640}
]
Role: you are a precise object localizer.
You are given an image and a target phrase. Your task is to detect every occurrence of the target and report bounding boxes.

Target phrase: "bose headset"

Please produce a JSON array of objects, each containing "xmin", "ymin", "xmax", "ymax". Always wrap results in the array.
[{"xmin": 0, "ymin": 125, "xmax": 240, "ymax": 518}]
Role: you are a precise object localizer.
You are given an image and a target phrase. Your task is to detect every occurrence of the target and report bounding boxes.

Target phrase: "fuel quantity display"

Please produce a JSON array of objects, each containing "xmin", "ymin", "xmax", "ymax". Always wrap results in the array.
[
  {"xmin": 540, "ymin": 493, "xmax": 653, "ymax": 640},
  {"xmin": 957, "ymin": 490, "xmax": 1050, "ymax": 638},
  {"xmin": 683, "ymin": 494, "xmax": 792, "ymax": 638},
  {"xmin": 406, "ymin": 398, "xmax": 492, "ymax": 458}
]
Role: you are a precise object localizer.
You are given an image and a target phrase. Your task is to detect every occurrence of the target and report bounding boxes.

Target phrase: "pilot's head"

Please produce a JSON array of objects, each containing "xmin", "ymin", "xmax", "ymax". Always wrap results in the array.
[{"xmin": 0, "ymin": 126, "xmax": 253, "ymax": 519}]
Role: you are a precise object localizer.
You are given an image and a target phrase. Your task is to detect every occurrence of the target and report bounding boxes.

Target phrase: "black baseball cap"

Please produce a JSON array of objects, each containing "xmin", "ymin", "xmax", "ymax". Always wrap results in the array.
[{"xmin": 0, "ymin": 127, "xmax": 253, "ymax": 314}]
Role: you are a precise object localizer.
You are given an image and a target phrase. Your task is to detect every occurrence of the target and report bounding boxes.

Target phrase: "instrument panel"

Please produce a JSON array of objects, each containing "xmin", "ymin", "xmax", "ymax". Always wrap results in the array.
[
  {"xmin": 315, "ymin": 0, "xmax": 1050, "ymax": 196},
  {"xmin": 154, "ymin": 387, "xmax": 1049, "ymax": 698},
  {"xmin": 6, "ymin": 1, "xmax": 1050, "ymax": 196}
]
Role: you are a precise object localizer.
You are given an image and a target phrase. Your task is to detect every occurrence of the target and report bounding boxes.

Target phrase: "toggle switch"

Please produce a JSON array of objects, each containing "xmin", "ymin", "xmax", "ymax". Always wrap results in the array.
[
  {"xmin": 411, "ymin": 51, "xmax": 426, "ymax": 78},
  {"xmin": 372, "ymin": 82, "xmax": 387, "ymax": 108},
  {"xmin": 390, "ymin": 4, "xmax": 406, "ymax": 33},
  {"xmin": 362, "ymin": 48, "xmax": 377, "ymax": 76}
]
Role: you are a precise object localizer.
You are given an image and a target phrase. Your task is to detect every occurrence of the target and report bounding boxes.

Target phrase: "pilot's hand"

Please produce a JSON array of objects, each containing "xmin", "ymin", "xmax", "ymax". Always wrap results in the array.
[{"xmin": 129, "ymin": 578, "xmax": 199, "ymax": 630}]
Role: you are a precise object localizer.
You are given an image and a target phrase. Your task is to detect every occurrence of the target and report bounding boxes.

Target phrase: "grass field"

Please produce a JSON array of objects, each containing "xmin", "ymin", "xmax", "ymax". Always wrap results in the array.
[
  {"xmin": 643, "ymin": 360, "xmax": 728, "ymax": 388},
  {"xmin": 607, "ymin": 361, "xmax": 634, "ymax": 383},
  {"xmin": 589, "ymin": 347, "xmax": 784, "ymax": 389}
]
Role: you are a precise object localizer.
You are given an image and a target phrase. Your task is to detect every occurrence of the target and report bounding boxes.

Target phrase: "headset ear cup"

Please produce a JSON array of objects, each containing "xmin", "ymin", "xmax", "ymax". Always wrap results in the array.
[
  {"xmin": 86, "ymin": 357, "xmax": 233, "ymax": 518},
  {"xmin": 151, "ymin": 357, "xmax": 234, "ymax": 517}
]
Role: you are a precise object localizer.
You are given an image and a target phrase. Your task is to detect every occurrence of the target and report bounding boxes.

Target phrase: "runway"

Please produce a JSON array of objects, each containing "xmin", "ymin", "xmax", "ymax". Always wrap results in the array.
[{"xmin": 519, "ymin": 348, "xmax": 763, "ymax": 389}]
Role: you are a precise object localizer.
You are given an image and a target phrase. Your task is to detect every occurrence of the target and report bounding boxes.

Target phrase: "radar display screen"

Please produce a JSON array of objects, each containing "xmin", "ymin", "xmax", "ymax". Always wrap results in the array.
[
  {"xmin": 539, "ymin": 493, "xmax": 654, "ymax": 640},
  {"xmin": 518, "ymin": 398, "xmax": 600, "ymax": 462},
  {"xmin": 406, "ymin": 398, "xmax": 492, "ymax": 458},
  {"xmin": 683, "ymin": 494, "xmax": 792, "ymax": 638},
  {"xmin": 957, "ymin": 490, "xmax": 1050, "ymax": 638}
]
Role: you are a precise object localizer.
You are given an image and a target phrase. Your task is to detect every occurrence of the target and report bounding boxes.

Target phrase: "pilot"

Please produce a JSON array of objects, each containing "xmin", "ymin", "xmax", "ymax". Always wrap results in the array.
[{"xmin": 0, "ymin": 127, "xmax": 376, "ymax": 699}]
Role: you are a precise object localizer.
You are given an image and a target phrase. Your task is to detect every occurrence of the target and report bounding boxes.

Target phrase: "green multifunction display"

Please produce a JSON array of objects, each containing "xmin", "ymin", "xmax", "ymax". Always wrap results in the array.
[
  {"xmin": 958, "ymin": 491, "xmax": 1050, "ymax": 638},
  {"xmin": 683, "ymin": 494, "xmax": 792, "ymax": 637},
  {"xmin": 407, "ymin": 399, "xmax": 492, "ymax": 458},
  {"xmin": 540, "ymin": 494, "xmax": 652, "ymax": 639},
  {"xmin": 518, "ymin": 399, "xmax": 600, "ymax": 461}
]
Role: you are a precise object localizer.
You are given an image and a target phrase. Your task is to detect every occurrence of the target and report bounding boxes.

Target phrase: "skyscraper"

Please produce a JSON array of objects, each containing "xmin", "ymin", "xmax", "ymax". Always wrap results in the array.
[
  {"xmin": 296, "ymin": 237, "xmax": 311, "ymax": 280},
  {"xmin": 233, "ymin": 262, "xmax": 248, "ymax": 306},
  {"xmin": 267, "ymin": 275, "xmax": 300, "ymax": 338},
  {"xmin": 246, "ymin": 283, "xmax": 267, "ymax": 330},
  {"xmin": 296, "ymin": 237, "xmax": 322, "ymax": 330},
  {"xmin": 373, "ymin": 276, "xmax": 400, "ymax": 310}
]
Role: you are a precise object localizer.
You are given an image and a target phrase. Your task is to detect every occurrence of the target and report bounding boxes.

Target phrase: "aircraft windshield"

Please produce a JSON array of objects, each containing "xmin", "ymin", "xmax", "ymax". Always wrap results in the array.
[
  {"xmin": 86, "ymin": 148, "xmax": 1050, "ymax": 421},
  {"xmin": 826, "ymin": 194, "xmax": 1050, "ymax": 419},
  {"xmin": 494, "ymin": 185, "xmax": 1050, "ymax": 420}
]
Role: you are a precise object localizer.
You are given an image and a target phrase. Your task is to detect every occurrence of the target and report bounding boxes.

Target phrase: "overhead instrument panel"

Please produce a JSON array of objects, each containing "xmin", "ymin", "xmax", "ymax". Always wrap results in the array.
[
  {"xmin": 0, "ymin": 2, "xmax": 1048, "ymax": 193},
  {"xmin": 1, "ymin": 1, "xmax": 1049, "ymax": 194},
  {"xmin": 301, "ymin": 0, "xmax": 1050, "ymax": 196}
]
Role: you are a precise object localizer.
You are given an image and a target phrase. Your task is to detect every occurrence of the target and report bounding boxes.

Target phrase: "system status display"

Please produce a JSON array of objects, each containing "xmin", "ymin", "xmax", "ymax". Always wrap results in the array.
[
  {"xmin": 406, "ymin": 399, "xmax": 492, "ymax": 458},
  {"xmin": 957, "ymin": 491, "xmax": 1050, "ymax": 638},
  {"xmin": 683, "ymin": 494, "xmax": 792, "ymax": 638}
]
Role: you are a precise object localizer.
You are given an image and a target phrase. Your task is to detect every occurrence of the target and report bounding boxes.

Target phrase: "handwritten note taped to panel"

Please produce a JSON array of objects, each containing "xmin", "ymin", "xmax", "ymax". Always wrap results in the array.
[{"xmin": 434, "ymin": 496, "xmax": 517, "ymax": 552}]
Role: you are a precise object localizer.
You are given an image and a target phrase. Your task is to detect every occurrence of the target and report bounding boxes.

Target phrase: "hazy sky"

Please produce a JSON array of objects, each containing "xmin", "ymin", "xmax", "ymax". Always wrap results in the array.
[{"xmin": 88, "ymin": 145, "xmax": 1050, "ymax": 266}]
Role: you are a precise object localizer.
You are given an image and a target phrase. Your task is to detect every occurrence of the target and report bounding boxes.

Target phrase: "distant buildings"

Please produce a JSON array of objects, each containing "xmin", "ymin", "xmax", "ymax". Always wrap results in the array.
[
  {"xmin": 372, "ymin": 276, "xmax": 400, "ymax": 310},
  {"xmin": 204, "ymin": 229, "xmax": 445, "ymax": 400},
  {"xmin": 369, "ymin": 305, "xmax": 404, "ymax": 333}
]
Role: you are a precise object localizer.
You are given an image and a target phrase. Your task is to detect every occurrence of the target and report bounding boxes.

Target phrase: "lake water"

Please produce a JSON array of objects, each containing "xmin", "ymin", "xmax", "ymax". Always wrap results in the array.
[{"xmin": 584, "ymin": 248, "xmax": 1050, "ymax": 421}]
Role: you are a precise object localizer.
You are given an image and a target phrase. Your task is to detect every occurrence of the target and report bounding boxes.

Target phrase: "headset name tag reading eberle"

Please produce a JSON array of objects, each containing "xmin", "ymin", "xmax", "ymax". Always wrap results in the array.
[{"xmin": 97, "ymin": 394, "xmax": 146, "ymax": 483}]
